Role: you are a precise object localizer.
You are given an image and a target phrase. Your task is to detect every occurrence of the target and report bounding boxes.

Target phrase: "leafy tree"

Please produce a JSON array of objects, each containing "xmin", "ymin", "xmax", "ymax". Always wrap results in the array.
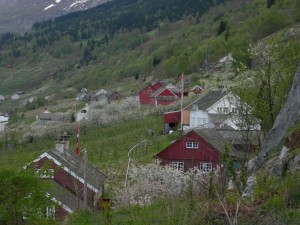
[
  {"xmin": 0, "ymin": 167, "xmax": 55, "ymax": 225},
  {"xmin": 217, "ymin": 20, "xmax": 227, "ymax": 35},
  {"xmin": 234, "ymin": 39, "xmax": 300, "ymax": 133}
]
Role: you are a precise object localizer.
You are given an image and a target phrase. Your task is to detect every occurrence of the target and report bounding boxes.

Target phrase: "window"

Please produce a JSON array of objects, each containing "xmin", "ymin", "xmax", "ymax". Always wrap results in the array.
[
  {"xmin": 45, "ymin": 206, "xmax": 55, "ymax": 219},
  {"xmin": 223, "ymin": 107, "xmax": 229, "ymax": 113},
  {"xmin": 231, "ymin": 108, "xmax": 238, "ymax": 113},
  {"xmin": 217, "ymin": 107, "xmax": 222, "ymax": 113},
  {"xmin": 36, "ymin": 169, "xmax": 54, "ymax": 178},
  {"xmin": 192, "ymin": 105, "xmax": 198, "ymax": 111},
  {"xmin": 200, "ymin": 163, "xmax": 212, "ymax": 173},
  {"xmin": 172, "ymin": 162, "xmax": 184, "ymax": 171},
  {"xmin": 186, "ymin": 141, "xmax": 199, "ymax": 149}
]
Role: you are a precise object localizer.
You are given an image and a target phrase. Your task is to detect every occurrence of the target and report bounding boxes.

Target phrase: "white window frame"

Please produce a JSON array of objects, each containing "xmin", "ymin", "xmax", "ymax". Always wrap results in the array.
[
  {"xmin": 46, "ymin": 206, "xmax": 55, "ymax": 219},
  {"xmin": 186, "ymin": 141, "xmax": 199, "ymax": 149},
  {"xmin": 172, "ymin": 162, "xmax": 184, "ymax": 171},
  {"xmin": 223, "ymin": 107, "xmax": 229, "ymax": 114},
  {"xmin": 231, "ymin": 108, "xmax": 238, "ymax": 113},
  {"xmin": 36, "ymin": 169, "xmax": 54, "ymax": 178},
  {"xmin": 200, "ymin": 163, "xmax": 212, "ymax": 173}
]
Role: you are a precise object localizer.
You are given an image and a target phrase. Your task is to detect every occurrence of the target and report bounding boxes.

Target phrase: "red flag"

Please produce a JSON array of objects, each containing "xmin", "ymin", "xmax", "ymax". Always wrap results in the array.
[{"xmin": 75, "ymin": 123, "xmax": 80, "ymax": 155}]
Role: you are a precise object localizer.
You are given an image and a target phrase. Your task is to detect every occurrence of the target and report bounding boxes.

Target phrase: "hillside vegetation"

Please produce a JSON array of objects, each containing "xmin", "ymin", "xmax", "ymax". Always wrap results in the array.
[
  {"xmin": 0, "ymin": 0, "xmax": 300, "ymax": 224},
  {"xmin": 0, "ymin": 0, "xmax": 299, "ymax": 98}
]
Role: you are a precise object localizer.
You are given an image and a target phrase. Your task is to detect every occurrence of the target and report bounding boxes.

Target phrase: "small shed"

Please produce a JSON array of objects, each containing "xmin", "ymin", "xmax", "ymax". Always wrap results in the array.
[{"xmin": 11, "ymin": 93, "xmax": 20, "ymax": 100}]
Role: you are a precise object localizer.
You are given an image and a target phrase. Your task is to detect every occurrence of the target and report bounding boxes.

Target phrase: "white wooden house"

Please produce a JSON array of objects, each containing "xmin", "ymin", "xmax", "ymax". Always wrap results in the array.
[
  {"xmin": 76, "ymin": 104, "xmax": 89, "ymax": 122},
  {"xmin": 163, "ymin": 89, "xmax": 261, "ymax": 132},
  {"xmin": 0, "ymin": 95, "xmax": 5, "ymax": 103},
  {"xmin": 0, "ymin": 114, "xmax": 9, "ymax": 132}
]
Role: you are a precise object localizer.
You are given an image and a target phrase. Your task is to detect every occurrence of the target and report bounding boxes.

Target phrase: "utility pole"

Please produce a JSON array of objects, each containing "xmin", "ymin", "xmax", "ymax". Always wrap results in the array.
[
  {"xmin": 180, "ymin": 74, "xmax": 184, "ymax": 132},
  {"xmin": 83, "ymin": 149, "xmax": 87, "ymax": 209}
]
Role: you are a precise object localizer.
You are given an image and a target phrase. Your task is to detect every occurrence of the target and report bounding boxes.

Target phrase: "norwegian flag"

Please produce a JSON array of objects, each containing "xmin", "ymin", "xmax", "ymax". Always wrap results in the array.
[{"xmin": 75, "ymin": 123, "xmax": 80, "ymax": 155}]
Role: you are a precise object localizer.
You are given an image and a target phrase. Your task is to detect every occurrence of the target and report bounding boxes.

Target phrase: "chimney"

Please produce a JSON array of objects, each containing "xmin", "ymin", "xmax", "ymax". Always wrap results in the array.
[{"xmin": 55, "ymin": 132, "xmax": 70, "ymax": 154}]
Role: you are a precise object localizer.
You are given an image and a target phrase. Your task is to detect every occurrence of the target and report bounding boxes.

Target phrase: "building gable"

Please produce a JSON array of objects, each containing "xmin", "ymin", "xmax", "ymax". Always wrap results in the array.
[{"xmin": 155, "ymin": 130, "xmax": 221, "ymax": 162}]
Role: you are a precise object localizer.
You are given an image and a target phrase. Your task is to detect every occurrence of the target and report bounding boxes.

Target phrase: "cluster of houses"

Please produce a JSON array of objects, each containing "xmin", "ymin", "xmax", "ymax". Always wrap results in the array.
[
  {"xmin": 154, "ymin": 88, "xmax": 261, "ymax": 172},
  {"xmin": 138, "ymin": 80, "xmax": 203, "ymax": 107},
  {"xmin": 18, "ymin": 79, "xmax": 262, "ymax": 221}
]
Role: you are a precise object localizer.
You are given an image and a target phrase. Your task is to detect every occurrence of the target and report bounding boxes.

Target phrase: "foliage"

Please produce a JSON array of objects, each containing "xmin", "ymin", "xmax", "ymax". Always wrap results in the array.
[
  {"xmin": 0, "ymin": 167, "xmax": 55, "ymax": 225},
  {"xmin": 234, "ymin": 38, "xmax": 300, "ymax": 133}
]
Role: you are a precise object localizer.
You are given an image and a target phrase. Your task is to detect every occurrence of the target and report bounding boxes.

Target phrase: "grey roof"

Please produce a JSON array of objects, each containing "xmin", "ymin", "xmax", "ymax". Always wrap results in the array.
[
  {"xmin": 217, "ymin": 128, "xmax": 261, "ymax": 146},
  {"xmin": 156, "ymin": 96, "xmax": 178, "ymax": 101},
  {"xmin": 209, "ymin": 113, "xmax": 230, "ymax": 124},
  {"xmin": 38, "ymin": 113, "xmax": 52, "ymax": 121},
  {"xmin": 48, "ymin": 180, "xmax": 82, "ymax": 211},
  {"xmin": 185, "ymin": 90, "xmax": 228, "ymax": 110},
  {"xmin": 47, "ymin": 149, "xmax": 107, "ymax": 190},
  {"xmin": 184, "ymin": 128, "xmax": 242, "ymax": 158},
  {"xmin": 191, "ymin": 128, "xmax": 228, "ymax": 152},
  {"xmin": 150, "ymin": 86, "xmax": 166, "ymax": 97}
]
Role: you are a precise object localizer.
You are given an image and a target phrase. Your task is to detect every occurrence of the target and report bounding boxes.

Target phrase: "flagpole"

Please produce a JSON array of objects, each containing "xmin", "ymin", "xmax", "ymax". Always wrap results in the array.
[
  {"xmin": 76, "ymin": 122, "xmax": 80, "ymax": 155},
  {"xmin": 180, "ymin": 74, "xmax": 184, "ymax": 132}
]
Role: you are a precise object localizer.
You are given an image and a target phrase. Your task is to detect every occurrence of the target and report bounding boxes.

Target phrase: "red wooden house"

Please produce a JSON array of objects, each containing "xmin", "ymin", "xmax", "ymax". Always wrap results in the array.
[
  {"xmin": 138, "ymin": 81, "xmax": 165, "ymax": 105},
  {"xmin": 155, "ymin": 129, "xmax": 237, "ymax": 172},
  {"xmin": 150, "ymin": 86, "xmax": 179, "ymax": 106},
  {"xmin": 31, "ymin": 134, "xmax": 107, "ymax": 221}
]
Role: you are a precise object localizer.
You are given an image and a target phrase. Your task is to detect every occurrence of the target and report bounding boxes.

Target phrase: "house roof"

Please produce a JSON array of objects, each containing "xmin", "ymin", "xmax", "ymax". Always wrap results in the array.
[
  {"xmin": 189, "ymin": 85, "xmax": 204, "ymax": 91},
  {"xmin": 185, "ymin": 90, "xmax": 228, "ymax": 111},
  {"xmin": 188, "ymin": 128, "xmax": 228, "ymax": 153},
  {"xmin": 38, "ymin": 112, "xmax": 52, "ymax": 120},
  {"xmin": 209, "ymin": 113, "xmax": 230, "ymax": 124},
  {"xmin": 216, "ymin": 128, "xmax": 261, "ymax": 146},
  {"xmin": 46, "ymin": 149, "xmax": 107, "ymax": 190}
]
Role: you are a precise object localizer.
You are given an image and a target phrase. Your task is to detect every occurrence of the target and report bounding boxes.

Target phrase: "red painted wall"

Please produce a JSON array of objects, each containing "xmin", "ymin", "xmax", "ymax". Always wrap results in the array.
[
  {"xmin": 151, "ymin": 88, "xmax": 178, "ymax": 106},
  {"xmin": 55, "ymin": 206, "xmax": 68, "ymax": 221},
  {"xmin": 158, "ymin": 89, "xmax": 176, "ymax": 97},
  {"xmin": 34, "ymin": 157, "xmax": 98, "ymax": 208},
  {"xmin": 163, "ymin": 111, "xmax": 181, "ymax": 124},
  {"xmin": 155, "ymin": 130, "xmax": 220, "ymax": 171},
  {"xmin": 139, "ymin": 82, "xmax": 163, "ymax": 105}
]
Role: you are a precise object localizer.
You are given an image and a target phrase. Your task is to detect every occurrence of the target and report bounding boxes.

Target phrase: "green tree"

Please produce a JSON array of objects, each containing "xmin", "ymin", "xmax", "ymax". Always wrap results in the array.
[
  {"xmin": 0, "ymin": 167, "xmax": 55, "ymax": 225},
  {"xmin": 234, "ymin": 39, "xmax": 300, "ymax": 133}
]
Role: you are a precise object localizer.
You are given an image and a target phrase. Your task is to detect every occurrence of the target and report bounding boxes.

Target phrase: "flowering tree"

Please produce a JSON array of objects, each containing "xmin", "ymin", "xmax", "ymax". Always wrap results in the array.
[{"xmin": 113, "ymin": 162, "xmax": 220, "ymax": 207}]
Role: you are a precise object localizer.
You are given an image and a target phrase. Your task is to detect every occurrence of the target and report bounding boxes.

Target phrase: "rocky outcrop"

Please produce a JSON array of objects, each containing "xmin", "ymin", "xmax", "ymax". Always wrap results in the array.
[
  {"xmin": 252, "ymin": 65, "xmax": 300, "ymax": 171},
  {"xmin": 288, "ymin": 153, "xmax": 300, "ymax": 173}
]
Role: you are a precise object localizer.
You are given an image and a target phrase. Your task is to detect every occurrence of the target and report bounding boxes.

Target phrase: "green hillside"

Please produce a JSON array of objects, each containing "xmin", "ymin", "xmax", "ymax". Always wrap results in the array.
[
  {"xmin": 0, "ymin": 0, "xmax": 299, "ymax": 98},
  {"xmin": 0, "ymin": 0, "xmax": 300, "ymax": 224}
]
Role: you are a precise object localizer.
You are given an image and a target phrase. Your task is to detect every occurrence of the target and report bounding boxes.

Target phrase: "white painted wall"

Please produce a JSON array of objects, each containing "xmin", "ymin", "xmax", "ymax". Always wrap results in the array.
[
  {"xmin": 76, "ymin": 104, "xmax": 89, "ymax": 122},
  {"xmin": 0, "ymin": 115, "xmax": 9, "ymax": 132},
  {"xmin": 207, "ymin": 93, "xmax": 238, "ymax": 114}
]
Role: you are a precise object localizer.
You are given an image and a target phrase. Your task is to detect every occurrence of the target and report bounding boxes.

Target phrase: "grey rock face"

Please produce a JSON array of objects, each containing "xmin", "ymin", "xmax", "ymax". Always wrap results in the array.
[
  {"xmin": 242, "ymin": 175, "xmax": 256, "ymax": 198},
  {"xmin": 252, "ymin": 65, "xmax": 300, "ymax": 171},
  {"xmin": 288, "ymin": 153, "xmax": 300, "ymax": 173}
]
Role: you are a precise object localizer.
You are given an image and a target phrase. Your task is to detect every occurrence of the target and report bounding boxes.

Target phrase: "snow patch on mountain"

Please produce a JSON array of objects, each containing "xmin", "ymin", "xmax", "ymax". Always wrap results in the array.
[
  {"xmin": 55, "ymin": 0, "xmax": 62, "ymax": 3},
  {"xmin": 69, "ymin": 0, "xmax": 90, "ymax": 9},
  {"xmin": 44, "ymin": 4, "xmax": 56, "ymax": 11}
]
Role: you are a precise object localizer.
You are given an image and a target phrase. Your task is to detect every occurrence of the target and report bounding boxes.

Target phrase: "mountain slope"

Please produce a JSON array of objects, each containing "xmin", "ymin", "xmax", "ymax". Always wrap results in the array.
[
  {"xmin": 0, "ymin": 0, "xmax": 299, "ymax": 101},
  {"xmin": 0, "ymin": 0, "xmax": 109, "ymax": 34}
]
